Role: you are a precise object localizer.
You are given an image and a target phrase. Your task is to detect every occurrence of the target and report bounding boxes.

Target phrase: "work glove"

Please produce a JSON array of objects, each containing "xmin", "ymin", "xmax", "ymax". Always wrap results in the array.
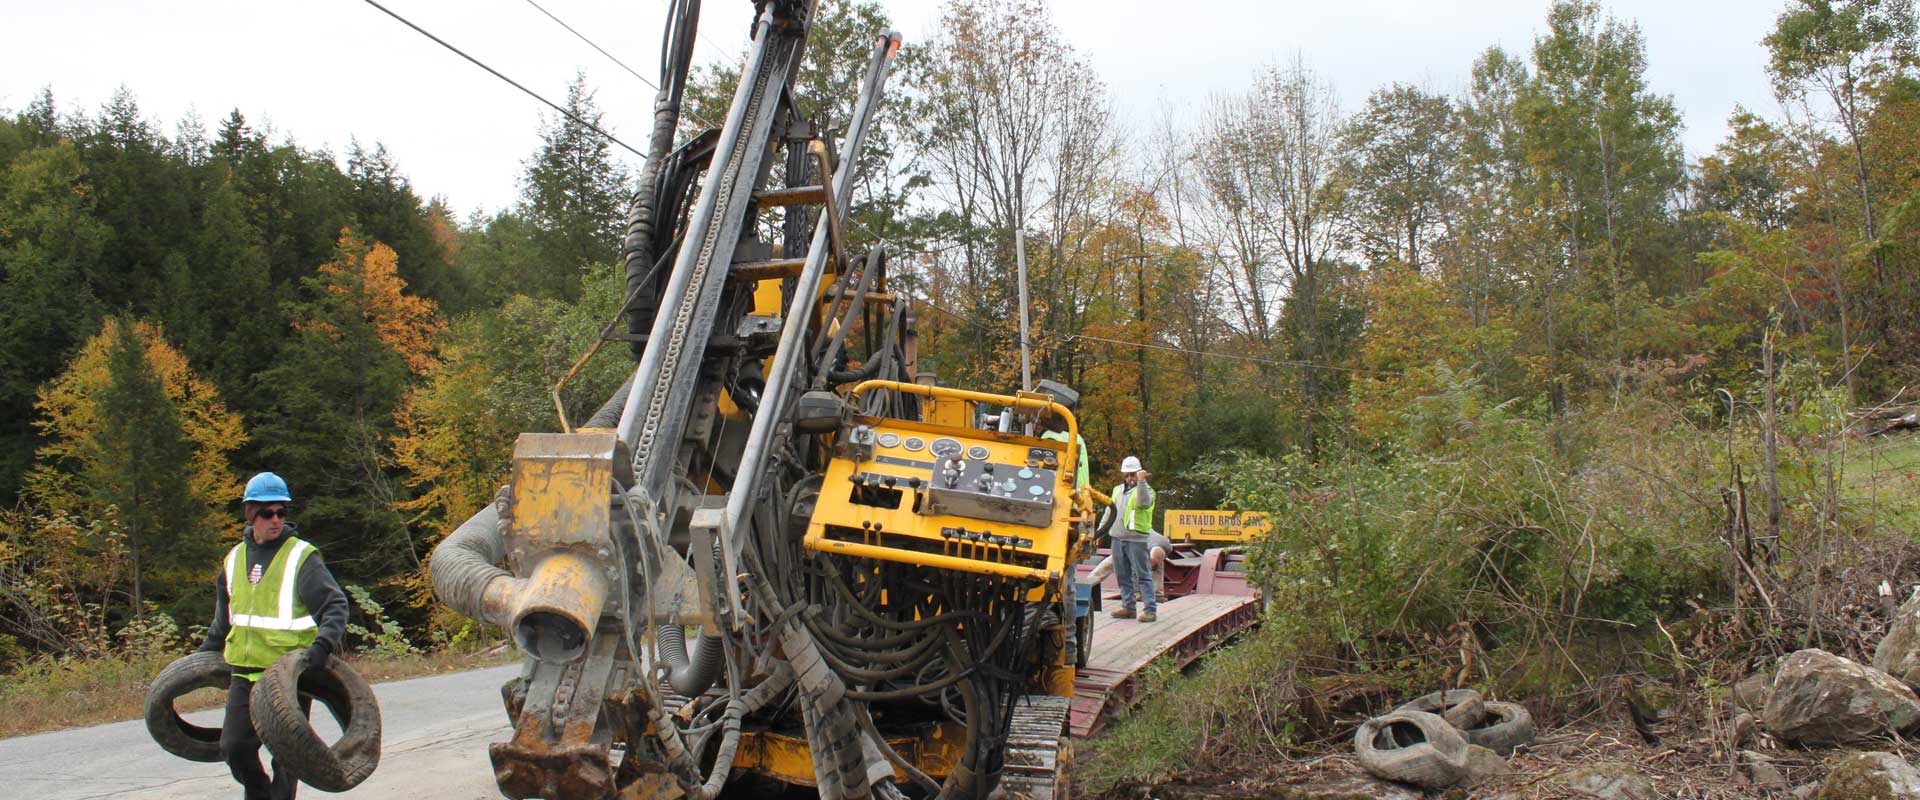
[{"xmin": 305, "ymin": 640, "xmax": 332, "ymax": 671}]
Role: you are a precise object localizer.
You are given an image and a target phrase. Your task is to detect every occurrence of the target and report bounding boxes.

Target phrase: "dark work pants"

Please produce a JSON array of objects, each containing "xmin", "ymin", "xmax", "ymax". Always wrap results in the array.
[{"xmin": 220, "ymin": 675, "xmax": 303, "ymax": 800}]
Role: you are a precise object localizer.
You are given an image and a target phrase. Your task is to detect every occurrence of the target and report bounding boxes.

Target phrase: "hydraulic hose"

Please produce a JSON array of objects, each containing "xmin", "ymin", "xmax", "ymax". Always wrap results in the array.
[
  {"xmin": 655, "ymin": 623, "xmax": 727, "ymax": 697},
  {"xmin": 584, "ymin": 375, "xmax": 634, "ymax": 429},
  {"xmin": 428, "ymin": 503, "xmax": 513, "ymax": 627}
]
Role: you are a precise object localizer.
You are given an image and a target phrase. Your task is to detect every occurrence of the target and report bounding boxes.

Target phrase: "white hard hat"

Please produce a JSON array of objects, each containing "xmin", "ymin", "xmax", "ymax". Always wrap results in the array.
[{"xmin": 1121, "ymin": 456, "xmax": 1143, "ymax": 473}]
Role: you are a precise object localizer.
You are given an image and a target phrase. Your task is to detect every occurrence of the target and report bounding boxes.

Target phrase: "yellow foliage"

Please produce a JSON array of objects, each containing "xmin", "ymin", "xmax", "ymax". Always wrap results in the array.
[
  {"xmin": 303, "ymin": 229, "xmax": 445, "ymax": 374},
  {"xmin": 26, "ymin": 317, "xmax": 247, "ymax": 535},
  {"xmin": 1348, "ymin": 270, "xmax": 1477, "ymax": 442}
]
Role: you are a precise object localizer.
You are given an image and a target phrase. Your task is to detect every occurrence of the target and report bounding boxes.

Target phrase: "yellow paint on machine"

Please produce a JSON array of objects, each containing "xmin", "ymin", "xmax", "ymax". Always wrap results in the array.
[
  {"xmin": 735, "ymin": 724, "xmax": 966, "ymax": 787},
  {"xmin": 1164, "ymin": 509, "xmax": 1273, "ymax": 544}
]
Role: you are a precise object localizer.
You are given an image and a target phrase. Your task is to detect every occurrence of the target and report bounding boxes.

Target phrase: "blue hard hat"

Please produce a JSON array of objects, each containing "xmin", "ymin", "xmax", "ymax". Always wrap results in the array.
[{"xmin": 243, "ymin": 472, "xmax": 292, "ymax": 503}]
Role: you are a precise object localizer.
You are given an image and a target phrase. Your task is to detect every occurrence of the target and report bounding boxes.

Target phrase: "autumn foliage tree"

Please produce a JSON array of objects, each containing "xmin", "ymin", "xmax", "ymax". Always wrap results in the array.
[
  {"xmin": 24, "ymin": 317, "xmax": 245, "ymax": 620},
  {"xmin": 256, "ymin": 229, "xmax": 442, "ymax": 588}
]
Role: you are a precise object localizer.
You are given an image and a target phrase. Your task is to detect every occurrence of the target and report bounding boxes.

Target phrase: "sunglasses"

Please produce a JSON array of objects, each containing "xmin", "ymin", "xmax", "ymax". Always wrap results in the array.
[{"xmin": 254, "ymin": 508, "xmax": 289, "ymax": 520}]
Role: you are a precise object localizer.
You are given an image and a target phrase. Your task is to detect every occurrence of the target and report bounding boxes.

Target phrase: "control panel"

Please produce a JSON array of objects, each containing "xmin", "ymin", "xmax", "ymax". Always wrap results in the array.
[{"xmin": 803, "ymin": 418, "xmax": 1078, "ymax": 580}]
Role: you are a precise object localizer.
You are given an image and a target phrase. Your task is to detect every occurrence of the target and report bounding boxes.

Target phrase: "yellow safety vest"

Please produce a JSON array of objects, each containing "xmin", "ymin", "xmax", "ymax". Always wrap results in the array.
[{"xmin": 222, "ymin": 536, "xmax": 319, "ymax": 679}]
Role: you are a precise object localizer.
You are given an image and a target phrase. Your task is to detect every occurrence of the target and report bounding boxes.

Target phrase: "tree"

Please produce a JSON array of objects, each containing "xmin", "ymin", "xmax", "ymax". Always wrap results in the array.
[
  {"xmin": 257, "ymin": 230, "xmax": 442, "ymax": 585},
  {"xmin": 1339, "ymin": 84, "xmax": 1460, "ymax": 272},
  {"xmin": 1695, "ymin": 108, "xmax": 1801, "ymax": 232},
  {"xmin": 25, "ymin": 317, "xmax": 245, "ymax": 619},
  {"xmin": 347, "ymin": 139, "xmax": 465, "ymax": 310},
  {"xmin": 1518, "ymin": 0, "xmax": 1684, "ymax": 403},
  {"xmin": 516, "ymin": 73, "xmax": 631, "ymax": 302},
  {"xmin": 0, "ymin": 140, "xmax": 109, "ymax": 503},
  {"xmin": 1767, "ymin": 0, "xmax": 1918, "ymax": 262},
  {"xmin": 391, "ymin": 266, "xmax": 628, "ymax": 572}
]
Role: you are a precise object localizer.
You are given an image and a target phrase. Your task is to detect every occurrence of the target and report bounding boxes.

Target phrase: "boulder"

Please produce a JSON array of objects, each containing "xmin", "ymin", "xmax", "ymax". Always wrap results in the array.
[
  {"xmin": 1762, "ymin": 649, "xmax": 1920, "ymax": 746},
  {"xmin": 1734, "ymin": 670, "xmax": 1775, "ymax": 712},
  {"xmin": 1741, "ymin": 750, "xmax": 1788, "ymax": 791},
  {"xmin": 1816, "ymin": 752, "xmax": 1920, "ymax": 800},
  {"xmin": 1874, "ymin": 591, "xmax": 1920, "ymax": 689},
  {"xmin": 1462, "ymin": 745, "xmax": 1514, "ymax": 788},
  {"xmin": 1551, "ymin": 762, "xmax": 1660, "ymax": 800}
]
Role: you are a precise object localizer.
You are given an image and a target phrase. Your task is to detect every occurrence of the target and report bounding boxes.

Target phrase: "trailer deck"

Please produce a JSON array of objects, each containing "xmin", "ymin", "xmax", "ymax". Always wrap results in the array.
[{"xmin": 1069, "ymin": 546, "xmax": 1262, "ymax": 737}]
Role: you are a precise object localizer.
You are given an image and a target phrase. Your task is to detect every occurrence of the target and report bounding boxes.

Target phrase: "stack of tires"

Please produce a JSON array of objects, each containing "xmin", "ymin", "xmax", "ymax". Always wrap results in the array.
[
  {"xmin": 1353, "ymin": 689, "xmax": 1533, "ymax": 789},
  {"xmin": 144, "ymin": 649, "xmax": 382, "ymax": 792}
]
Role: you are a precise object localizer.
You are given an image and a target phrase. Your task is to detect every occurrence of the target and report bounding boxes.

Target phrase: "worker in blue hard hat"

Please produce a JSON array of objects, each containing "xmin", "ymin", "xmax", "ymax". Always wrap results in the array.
[{"xmin": 195, "ymin": 472, "xmax": 349, "ymax": 799}]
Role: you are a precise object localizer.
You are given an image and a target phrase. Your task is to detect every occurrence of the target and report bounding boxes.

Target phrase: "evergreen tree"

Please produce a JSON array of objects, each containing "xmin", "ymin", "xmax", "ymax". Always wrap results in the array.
[
  {"xmin": 0, "ymin": 141, "xmax": 109, "ymax": 504},
  {"xmin": 255, "ymin": 230, "xmax": 441, "ymax": 585},
  {"xmin": 347, "ymin": 139, "xmax": 466, "ymax": 310},
  {"xmin": 515, "ymin": 73, "xmax": 630, "ymax": 301},
  {"xmin": 26, "ymin": 317, "xmax": 244, "ymax": 621}
]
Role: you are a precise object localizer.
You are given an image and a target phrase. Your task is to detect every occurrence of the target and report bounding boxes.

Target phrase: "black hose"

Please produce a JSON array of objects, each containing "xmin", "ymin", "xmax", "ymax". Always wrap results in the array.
[
  {"xmin": 584, "ymin": 374, "xmax": 635, "ymax": 429},
  {"xmin": 657, "ymin": 623, "xmax": 727, "ymax": 697}
]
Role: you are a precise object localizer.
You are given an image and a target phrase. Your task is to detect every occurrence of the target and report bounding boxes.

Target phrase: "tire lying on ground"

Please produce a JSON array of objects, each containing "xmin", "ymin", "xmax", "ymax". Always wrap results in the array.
[
  {"xmin": 1463, "ymin": 701, "xmax": 1535, "ymax": 756},
  {"xmin": 1394, "ymin": 689, "xmax": 1488, "ymax": 730},
  {"xmin": 144, "ymin": 651, "xmax": 232, "ymax": 762},
  {"xmin": 250, "ymin": 649, "xmax": 382, "ymax": 792},
  {"xmin": 1354, "ymin": 709, "xmax": 1469, "ymax": 789}
]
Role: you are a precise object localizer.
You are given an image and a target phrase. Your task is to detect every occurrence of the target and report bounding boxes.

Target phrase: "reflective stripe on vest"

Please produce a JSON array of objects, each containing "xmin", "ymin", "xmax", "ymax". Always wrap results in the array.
[{"xmin": 224, "ymin": 538, "xmax": 318, "ymax": 632}]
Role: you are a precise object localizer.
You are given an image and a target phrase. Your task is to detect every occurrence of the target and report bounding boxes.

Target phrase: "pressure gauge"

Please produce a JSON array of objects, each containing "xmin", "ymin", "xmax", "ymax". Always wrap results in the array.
[{"xmin": 929, "ymin": 437, "xmax": 964, "ymax": 459}]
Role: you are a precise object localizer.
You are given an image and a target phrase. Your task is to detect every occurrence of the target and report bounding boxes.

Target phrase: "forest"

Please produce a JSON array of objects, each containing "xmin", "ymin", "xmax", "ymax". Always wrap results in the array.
[{"xmin": 1, "ymin": 0, "xmax": 1916, "ymax": 714}]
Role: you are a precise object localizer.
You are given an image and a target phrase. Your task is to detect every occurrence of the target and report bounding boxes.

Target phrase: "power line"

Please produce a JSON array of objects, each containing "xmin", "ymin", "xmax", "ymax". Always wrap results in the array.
[
  {"xmin": 360, "ymin": 0, "xmax": 647, "ymax": 160},
  {"xmin": 523, "ymin": 0, "xmax": 658, "ymax": 92}
]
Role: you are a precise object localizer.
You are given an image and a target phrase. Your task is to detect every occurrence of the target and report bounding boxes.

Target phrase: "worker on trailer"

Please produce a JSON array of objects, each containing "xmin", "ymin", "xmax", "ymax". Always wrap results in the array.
[
  {"xmin": 195, "ymin": 472, "xmax": 349, "ymax": 800},
  {"xmin": 1084, "ymin": 530, "xmax": 1172, "ymax": 603},
  {"xmin": 1107, "ymin": 456, "xmax": 1159, "ymax": 623},
  {"xmin": 1034, "ymin": 378, "xmax": 1089, "ymax": 489}
]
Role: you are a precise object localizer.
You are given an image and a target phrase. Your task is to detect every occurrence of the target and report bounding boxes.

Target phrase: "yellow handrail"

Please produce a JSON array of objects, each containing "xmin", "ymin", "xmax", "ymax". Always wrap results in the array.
[{"xmin": 847, "ymin": 380, "xmax": 1083, "ymax": 482}]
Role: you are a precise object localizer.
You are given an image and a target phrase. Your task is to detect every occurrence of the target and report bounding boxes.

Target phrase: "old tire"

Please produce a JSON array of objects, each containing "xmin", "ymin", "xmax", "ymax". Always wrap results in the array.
[
  {"xmin": 1396, "ymin": 689, "xmax": 1487, "ymax": 730},
  {"xmin": 250, "ymin": 649, "xmax": 382, "ymax": 792},
  {"xmin": 1354, "ymin": 710, "xmax": 1469, "ymax": 789},
  {"xmin": 144, "ymin": 651, "xmax": 231, "ymax": 762},
  {"xmin": 1464, "ymin": 701, "xmax": 1535, "ymax": 756}
]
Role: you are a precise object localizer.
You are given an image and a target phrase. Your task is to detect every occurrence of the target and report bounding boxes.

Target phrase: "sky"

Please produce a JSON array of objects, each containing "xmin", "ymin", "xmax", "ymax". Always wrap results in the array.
[{"xmin": 1, "ymin": 0, "xmax": 1788, "ymax": 219}]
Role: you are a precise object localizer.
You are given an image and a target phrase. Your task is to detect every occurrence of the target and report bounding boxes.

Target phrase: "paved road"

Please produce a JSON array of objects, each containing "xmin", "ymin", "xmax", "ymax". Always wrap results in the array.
[{"xmin": 0, "ymin": 664, "xmax": 521, "ymax": 799}]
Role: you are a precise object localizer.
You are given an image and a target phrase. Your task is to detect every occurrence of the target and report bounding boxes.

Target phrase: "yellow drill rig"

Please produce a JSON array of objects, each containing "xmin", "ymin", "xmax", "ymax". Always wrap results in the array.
[{"xmin": 429, "ymin": 2, "xmax": 1096, "ymax": 797}]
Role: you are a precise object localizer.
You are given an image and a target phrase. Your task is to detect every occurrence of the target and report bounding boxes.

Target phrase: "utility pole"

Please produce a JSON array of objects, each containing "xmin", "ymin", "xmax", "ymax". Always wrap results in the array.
[{"xmin": 1015, "ymin": 227, "xmax": 1032, "ymax": 392}]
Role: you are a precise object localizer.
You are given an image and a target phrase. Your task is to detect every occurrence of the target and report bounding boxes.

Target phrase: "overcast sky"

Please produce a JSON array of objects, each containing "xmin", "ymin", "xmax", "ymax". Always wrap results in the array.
[{"xmin": 2, "ymin": 0, "xmax": 1787, "ymax": 218}]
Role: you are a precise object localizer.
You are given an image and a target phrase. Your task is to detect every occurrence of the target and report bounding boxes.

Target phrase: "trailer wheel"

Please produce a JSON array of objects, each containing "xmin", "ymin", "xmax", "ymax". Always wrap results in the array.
[
  {"xmin": 144, "ymin": 651, "xmax": 231, "ymax": 763},
  {"xmin": 250, "ymin": 649, "xmax": 382, "ymax": 792}
]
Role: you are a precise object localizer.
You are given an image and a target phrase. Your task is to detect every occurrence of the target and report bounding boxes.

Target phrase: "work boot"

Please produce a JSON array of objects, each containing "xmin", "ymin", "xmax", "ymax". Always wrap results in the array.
[
  {"xmin": 1139, "ymin": 611, "xmax": 1158, "ymax": 623},
  {"xmin": 1157, "ymin": 592, "xmax": 1169, "ymax": 603},
  {"xmin": 1110, "ymin": 607, "xmax": 1136, "ymax": 619}
]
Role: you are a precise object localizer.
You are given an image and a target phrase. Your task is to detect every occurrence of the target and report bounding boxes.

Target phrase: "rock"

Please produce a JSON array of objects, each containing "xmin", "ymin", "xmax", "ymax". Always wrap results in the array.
[
  {"xmin": 1280, "ymin": 775, "xmax": 1424, "ymax": 800},
  {"xmin": 1742, "ymin": 750, "xmax": 1788, "ymax": 790},
  {"xmin": 1875, "ymin": 591, "xmax": 1920, "ymax": 689},
  {"xmin": 1734, "ymin": 670, "xmax": 1775, "ymax": 712},
  {"xmin": 1551, "ymin": 762, "xmax": 1660, "ymax": 800},
  {"xmin": 1731, "ymin": 711, "xmax": 1759, "ymax": 749},
  {"xmin": 1763, "ymin": 649, "xmax": 1920, "ymax": 746},
  {"xmin": 1462, "ymin": 745, "xmax": 1514, "ymax": 788},
  {"xmin": 1816, "ymin": 751, "xmax": 1920, "ymax": 800}
]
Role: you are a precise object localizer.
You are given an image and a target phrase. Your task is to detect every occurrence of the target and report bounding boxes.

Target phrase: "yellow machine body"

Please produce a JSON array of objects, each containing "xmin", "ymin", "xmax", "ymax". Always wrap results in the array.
[{"xmin": 802, "ymin": 389, "xmax": 1087, "ymax": 588}]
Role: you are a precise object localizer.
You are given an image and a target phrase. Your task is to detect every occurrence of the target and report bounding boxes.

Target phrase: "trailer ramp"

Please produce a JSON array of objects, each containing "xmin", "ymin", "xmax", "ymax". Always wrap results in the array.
[{"xmin": 1070, "ymin": 592, "xmax": 1259, "ymax": 738}]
